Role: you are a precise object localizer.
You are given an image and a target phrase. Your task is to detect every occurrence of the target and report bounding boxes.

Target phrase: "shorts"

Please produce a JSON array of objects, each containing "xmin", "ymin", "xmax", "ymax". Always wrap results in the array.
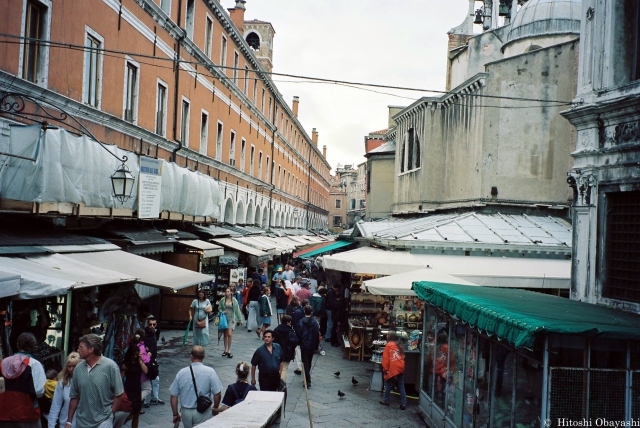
[
  {"xmin": 277, "ymin": 309, "xmax": 286, "ymax": 314},
  {"xmin": 261, "ymin": 316, "xmax": 271, "ymax": 325}
]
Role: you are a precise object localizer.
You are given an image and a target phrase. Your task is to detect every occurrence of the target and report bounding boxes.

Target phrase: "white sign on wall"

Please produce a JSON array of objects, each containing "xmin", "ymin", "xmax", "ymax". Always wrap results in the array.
[{"xmin": 138, "ymin": 157, "xmax": 162, "ymax": 219}]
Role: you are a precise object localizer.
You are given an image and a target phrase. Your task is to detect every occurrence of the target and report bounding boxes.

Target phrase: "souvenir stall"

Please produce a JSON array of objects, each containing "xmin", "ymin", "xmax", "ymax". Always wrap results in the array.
[
  {"xmin": 412, "ymin": 281, "xmax": 640, "ymax": 428},
  {"xmin": 362, "ymin": 270, "xmax": 478, "ymax": 392},
  {"xmin": 321, "ymin": 247, "xmax": 428, "ymax": 364},
  {"xmin": 160, "ymin": 239, "xmax": 223, "ymax": 325}
]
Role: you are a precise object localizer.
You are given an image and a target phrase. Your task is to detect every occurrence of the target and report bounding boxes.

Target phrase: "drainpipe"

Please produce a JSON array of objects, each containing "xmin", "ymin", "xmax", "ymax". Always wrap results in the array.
[
  {"xmin": 306, "ymin": 145, "xmax": 312, "ymax": 230},
  {"xmin": 269, "ymin": 126, "xmax": 276, "ymax": 229},
  {"xmin": 172, "ymin": 0, "xmax": 184, "ymax": 162}
]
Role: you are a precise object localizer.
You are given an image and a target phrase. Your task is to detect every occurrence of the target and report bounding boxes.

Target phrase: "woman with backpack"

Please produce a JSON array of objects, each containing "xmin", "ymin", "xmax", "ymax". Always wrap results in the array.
[
  {"xmin": 257, "ymin": 286, "xmax": 273, "ymax": 338},
  {"xmin": 212, "ymin": 362, "xmax": 257, "ymax": 414}
]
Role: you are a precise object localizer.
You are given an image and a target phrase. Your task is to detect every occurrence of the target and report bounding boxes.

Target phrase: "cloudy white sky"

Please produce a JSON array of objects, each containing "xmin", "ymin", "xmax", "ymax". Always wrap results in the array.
[{"xmin": 220, "ymin": 0, "xmax": 471, "ymax": 173}]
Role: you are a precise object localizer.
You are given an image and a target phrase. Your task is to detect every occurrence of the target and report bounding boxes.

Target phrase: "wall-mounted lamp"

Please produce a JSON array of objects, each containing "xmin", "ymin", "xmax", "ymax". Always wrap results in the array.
[{"xmin": 110, "ymin": 159, "xmax": 136, "ymax": 204}]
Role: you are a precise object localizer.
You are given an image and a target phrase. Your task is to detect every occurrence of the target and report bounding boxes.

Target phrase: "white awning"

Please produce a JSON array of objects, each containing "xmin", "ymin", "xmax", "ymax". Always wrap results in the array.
[
  {"xmin": 412, "ymin": 253, "xmax": 570, "ymax": 289},
  {"xmin": 301, "ymin": 236, "xmax": 325, "ymax": 243},
  {"xmin": 0, "ymin": 271, "xmax": 20, "ymax": 298},
  {"xmin": 253, "ymin": 236, "xmax": 296, "ymax": 253},
  {"xmin": 233, "ymin": 237, "xmax": 279, "ymax": 256},
  {"xmin": 211, "ymin": 238, "xmax": 269, "ymax": 258},
  {"xmin": 287, "ymin": 236, "xmax": 311, "ymax": 245},
  {"xmin": 322, "ymin": 247, "xmax": 426, "ymax": 275},
  {"xmin": 363, "ymin": 268, "xmax": 478, "ymax": 296},
  {"xmin": 65, "ymin": 250, "xmax": 213, "ymax": 291},
  {"xmin": 0, "ymin": 254, "xmax": 136, "ymax": 299},
  {"xmin": 178, "ymin": 240, "xmax": 224, "ymax": 258}
]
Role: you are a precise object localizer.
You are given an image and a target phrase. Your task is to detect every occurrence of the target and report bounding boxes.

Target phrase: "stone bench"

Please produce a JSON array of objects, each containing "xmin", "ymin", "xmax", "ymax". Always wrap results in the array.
[{"xmin": 200, "ymin": 391, "xmax": 284, "ymax": 428}]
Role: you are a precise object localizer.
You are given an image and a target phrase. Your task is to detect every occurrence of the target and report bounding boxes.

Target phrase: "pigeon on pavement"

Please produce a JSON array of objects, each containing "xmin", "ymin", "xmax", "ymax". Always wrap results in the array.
[
  {"xmin": 352, "ymin": 376, "xmax": 359, "ymax": 386},
  {"xmin": 334, "ymin": 371, "xmax": 340, "ymax": 377},
  {"xmin": 338, "ymin": 390, "xmax": 345, "ymax": 398}
]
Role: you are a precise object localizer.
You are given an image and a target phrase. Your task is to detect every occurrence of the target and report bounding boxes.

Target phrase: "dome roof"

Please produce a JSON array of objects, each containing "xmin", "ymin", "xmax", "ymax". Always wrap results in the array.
[{"xmin": 507, "ymin": 0, "xmax": 581, "ymax": 44}]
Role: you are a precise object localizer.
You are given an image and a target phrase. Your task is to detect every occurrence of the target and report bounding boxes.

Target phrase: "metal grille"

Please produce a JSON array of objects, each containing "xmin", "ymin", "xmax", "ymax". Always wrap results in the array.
[
  {"xmin": 604, "ymin": 191, "xmax": 640, "ymax": 303},
  {"xmin": 633, "ymin": 371, "xmax": 640, "ymax": 418},
  {"xmin": 549, "ymin": 368, "xmax": 627, "ymax": 424}
]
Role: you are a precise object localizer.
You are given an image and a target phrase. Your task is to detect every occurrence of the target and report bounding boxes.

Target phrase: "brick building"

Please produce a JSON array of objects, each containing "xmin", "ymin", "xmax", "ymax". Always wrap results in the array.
[{"xmin": 0, "ymin": 0, "xmax": 331, "ymax": 229}]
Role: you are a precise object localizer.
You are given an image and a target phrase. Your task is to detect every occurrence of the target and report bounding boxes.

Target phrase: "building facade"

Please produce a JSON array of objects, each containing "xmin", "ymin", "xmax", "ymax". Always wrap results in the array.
[
  {"xmin": 0, "ymin": 0, "xmax": 331, "ymax": 229},
  {"xmin": 561, "ymin": 0, "xmax": 640, "ymax": 314},
  {"xmin": 328, "ymin": 171, "xmax": 347, "ymax": 233},
  {"xmin": 390, "ymin": 0, "xmax": 579, "ymax": 216}
]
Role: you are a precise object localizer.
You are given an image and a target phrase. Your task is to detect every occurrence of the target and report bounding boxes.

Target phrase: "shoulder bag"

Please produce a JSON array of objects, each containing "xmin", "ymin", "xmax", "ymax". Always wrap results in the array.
[
  {"xmin": 195, "ymin": 301, "xmax": 207, "ymax": 328},
  {"xmin": 190, "ymin": 365, "xmax": 213, "ymax": 413}
]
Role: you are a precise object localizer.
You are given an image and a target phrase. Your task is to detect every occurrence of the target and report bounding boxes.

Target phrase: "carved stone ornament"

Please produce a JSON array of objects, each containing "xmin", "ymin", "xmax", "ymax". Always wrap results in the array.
[
  {"xmin": 599, "ymin": 120, "xmax": 640, "ymax": 148},
  {"xmin": 586, "ymin": 7, "xmax": 594, "ymax": 20},
  {"xmin": 568, "ymin": 172, "xmax": 597, "ymax": 206}
]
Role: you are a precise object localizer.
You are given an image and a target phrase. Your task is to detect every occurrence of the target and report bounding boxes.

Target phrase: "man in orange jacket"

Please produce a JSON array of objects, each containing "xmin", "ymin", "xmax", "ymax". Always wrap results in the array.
[{"xmin": 380, "ymin": 330, "xmax": 407, "ymax": 410}]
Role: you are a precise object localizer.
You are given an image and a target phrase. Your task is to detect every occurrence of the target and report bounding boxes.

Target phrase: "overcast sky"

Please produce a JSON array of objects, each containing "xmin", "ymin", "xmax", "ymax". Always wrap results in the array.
[{"xmin": 221, "ymin": 0, "xmax": 471, "ymax": 173}]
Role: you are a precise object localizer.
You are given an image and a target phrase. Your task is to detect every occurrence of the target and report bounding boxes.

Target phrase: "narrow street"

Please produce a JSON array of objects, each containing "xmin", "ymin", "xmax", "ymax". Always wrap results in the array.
[{"xmin": 140, "ymin": 303, "xmax": 425, "ymax": 427}]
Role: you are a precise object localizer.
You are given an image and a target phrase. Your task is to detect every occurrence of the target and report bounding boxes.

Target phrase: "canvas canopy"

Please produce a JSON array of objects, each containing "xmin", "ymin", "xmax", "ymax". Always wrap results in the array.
[
  {"xmin": 0, "ymin": 271, "xmax": 21, "ymax": 298},
  {"xmin": 363, "ymin": 268, "xmax": 478, "ymax": 296},
  {"xmin": 322, "ymin": 247, "xmax": 425, "ymax": 275},
  {"xmin": 412, "ymin": 281, "xmax": 640, "ymax": 349},
  {"xmin": 298, "ymin": 240, "xmax": 354, "ymax": 259},
  {"xmin": 412, "ymin": 253, "xmax": 570, "ymax": 289},
  {"xmin": 65, "ymin": 250, "xmax": 213, "ymax": 291}
]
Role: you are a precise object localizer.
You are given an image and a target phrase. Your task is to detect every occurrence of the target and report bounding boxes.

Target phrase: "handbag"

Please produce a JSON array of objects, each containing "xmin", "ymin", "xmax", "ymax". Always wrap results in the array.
[
  {"xmin": 195, "ymin": 318, "xmax": 207, "ymax": 328},
  {"xmin": 219, "ymin": 313, "xmax": 228, "ymax": 330},
  {"xmin": 190, "ymin": 365, "xmax": 213, "ymax": 413},
  {"xmin": 147, "ymin": 360, "xmax": 159, "ymax": 380}
]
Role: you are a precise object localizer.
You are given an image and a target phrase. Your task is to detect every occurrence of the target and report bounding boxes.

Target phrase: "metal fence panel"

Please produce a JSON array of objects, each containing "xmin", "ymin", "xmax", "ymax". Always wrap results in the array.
[{"xmin": 549, "ymin": 367, "xmax": 628, "ymax": 423}]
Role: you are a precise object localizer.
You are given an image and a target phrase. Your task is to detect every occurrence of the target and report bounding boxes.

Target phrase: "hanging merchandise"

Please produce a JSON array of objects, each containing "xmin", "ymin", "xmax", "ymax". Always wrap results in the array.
[{"xmin": 96, "ymin": 285, "xmax": 142, "ymax": 364}]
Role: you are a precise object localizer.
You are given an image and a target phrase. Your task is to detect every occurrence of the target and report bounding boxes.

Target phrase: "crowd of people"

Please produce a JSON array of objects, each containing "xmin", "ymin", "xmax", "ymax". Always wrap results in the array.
[{"xmin": 0, "ymin": 260, "xmax": 407, "ymax": 428}]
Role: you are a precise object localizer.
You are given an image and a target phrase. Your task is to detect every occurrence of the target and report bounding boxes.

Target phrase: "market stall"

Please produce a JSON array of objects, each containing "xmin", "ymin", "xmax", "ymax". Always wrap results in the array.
[
  {"xmin": 160, "ymin": 239, "xmax": 224, "ymax": 325},
  {"xmin": 412, "ymin": 281, "xmax": 640, "ymax": 428}
]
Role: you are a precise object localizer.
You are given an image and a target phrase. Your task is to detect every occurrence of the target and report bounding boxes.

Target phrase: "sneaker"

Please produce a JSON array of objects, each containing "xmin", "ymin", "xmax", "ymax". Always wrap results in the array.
[
  {"xmin": 151, "ymin": 399, "xmax": 165, "ymax": 405},
  {"xmin": 306, "ymin": 383, "xmax": 311, "ymax": 388},
  {"xmin": 400, "ymin": 405, "xmax": 406, "ymax": 410},
  {"xmin": 142, "ymin": 402, "xmax": 150, "ymax": 408},
  {"xmin": 294, "ymin": 369, "xmax": 302, "ymax": 375}
]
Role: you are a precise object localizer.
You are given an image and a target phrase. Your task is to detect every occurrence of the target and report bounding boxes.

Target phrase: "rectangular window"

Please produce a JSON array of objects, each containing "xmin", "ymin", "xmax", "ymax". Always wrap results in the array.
[
  {"xmin": 160, "ymin": 0, "xmax": 171, "ymax": 14},
  {"xmin": 277, "ymin": 165, "xmax": 281, "ymax": 188},
  {"xmin": 124, "ymin": 60, "xmax": 139, "ymax": 123},
  {"xmin": 335, "ymin": 199, "xmax": 341, "ymax": 209},
  {"xmin": 155, "ymin": 80, "xmax": 168, "ymax": 136},
  {"xmin": 215, "ymin": 121, "xmax": 223, "ymax": 161},
  {"xmin": 199, "ymin": 110, "xmax": 208, "ymax": 155},
  {"xmin": 603, "ymin": 190, "xmax": 640, "ymax": 303},
  {"xmin": 250, "ymin": 146, "xmax": 255, "ymax": 176},
  {"xmin": 185, "ymin": 0, "xmax": 195, "ymax": 40},
  {"xmin": 253, "ymin": 77, "xmax": 258, "ymax": 103},
  {"xmin": 220, "ymin": 36, "xmax": 227, "ymax": 68},
  {"xmin": 180, "ymin": 98, "xmax": 190, "ymax": 147},
  {"xmin": 204, "ymin": 16, "xmax": 213, "ymax": 58},
  {"xmin": 229, "ymin": 131, "xmax": 236, "ymax": 166},
  {"xmin": 268, "ymin": 98, "xmax": 272, "ymax": 122},
  {"xmin": 244, "ymin": 66, "xmax": 249, "ymax": 95},
  {"xmin": 240, "ymin": 139, "xmax": 246, "ymax": 172},
  {"xmin": 261, "ymin": 89, "xmax": 265, "ymax": 113},
  {"xmin": 22, "ymin": 0, "xmax": 46, "ymax": 84},
  {"xmin": 266, "ymin": 156, "xmax": 271, "ymax": 182},
  {"xmin": 258, "ymin": 151, "xmax": 263, "ymax": 180},
  {"xmin": 285, "ymin": 119, "xmax": 289, "ymax": 139},
  {"xmin": 83, "ymin": 32, "xmax": 102, "ymax": 107},
  {"xmin": 233, "ymin": 51, "xmax": 239, "ymax": 84}
]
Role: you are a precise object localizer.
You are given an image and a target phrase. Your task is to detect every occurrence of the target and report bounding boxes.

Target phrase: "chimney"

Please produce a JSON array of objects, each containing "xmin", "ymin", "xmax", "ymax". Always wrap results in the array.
[
  {"xmin": 322, "ymin": 145, "xmax": 327, "ymax": 158},
  {"xmin": 292, "ymin": 96, "xmax": 299, "ymax": 117},
  {"xmin": 228, "ymin": 0, "xmax": 246, "ymax": 33},
  {"xmin": 312, "ymin": 128, "xmax": 318, "ymax": 146}
]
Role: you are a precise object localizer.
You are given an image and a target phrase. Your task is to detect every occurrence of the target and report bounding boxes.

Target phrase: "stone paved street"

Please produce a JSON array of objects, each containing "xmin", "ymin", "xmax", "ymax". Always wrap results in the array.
[{"xmin": 138, "ymin": 303, "xmax": 425, "ymax": 427}]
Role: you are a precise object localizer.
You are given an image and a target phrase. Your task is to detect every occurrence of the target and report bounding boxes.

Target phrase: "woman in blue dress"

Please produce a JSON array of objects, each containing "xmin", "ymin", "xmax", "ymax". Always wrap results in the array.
[{"xmin": 190, "ymin": 289, "xmax": 211, "ymax": 346}]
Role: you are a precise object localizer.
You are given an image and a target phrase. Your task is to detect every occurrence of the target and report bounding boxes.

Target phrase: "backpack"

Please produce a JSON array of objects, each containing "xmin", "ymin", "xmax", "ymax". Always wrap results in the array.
[
  {"xmin": 299, "ymin": 319, "xmax": 317, "ymax": 351},
  {"xmin": 229, "ymin": 383, "xmax": 250, "ymax": 405},
  {"xmin": 276, "ymin": 287, "xmax": 288, "ymax": 310}
]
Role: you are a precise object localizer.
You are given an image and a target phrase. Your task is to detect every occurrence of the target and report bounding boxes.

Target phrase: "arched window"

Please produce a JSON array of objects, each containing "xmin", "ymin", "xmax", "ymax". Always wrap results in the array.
[{"xmin": 246, "ymin": 32, "xmax": 260, "ymax": 50}]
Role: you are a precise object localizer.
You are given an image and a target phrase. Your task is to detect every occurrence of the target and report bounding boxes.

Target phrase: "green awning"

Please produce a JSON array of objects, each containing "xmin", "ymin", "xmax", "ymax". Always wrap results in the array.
[
  {"xmin": 412, "ymin": 281, "xmax": 640, "ymax": 349},
  {"xmin": 298, "ymin": 240, "xmax": 354, "ymax": 259}
]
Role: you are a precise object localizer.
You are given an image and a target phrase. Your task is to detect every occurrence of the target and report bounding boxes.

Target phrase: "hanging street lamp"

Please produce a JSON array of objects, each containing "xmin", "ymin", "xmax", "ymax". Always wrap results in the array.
[{"xmin": 110, "ymin": 158, "xmax": 136, "ymax": 204}]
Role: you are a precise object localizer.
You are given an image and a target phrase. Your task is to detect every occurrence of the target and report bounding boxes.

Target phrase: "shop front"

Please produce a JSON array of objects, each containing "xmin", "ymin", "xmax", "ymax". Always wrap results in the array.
[{"xmin": 411, "ymin": 281, "xmax": 640, "ymax": 428}]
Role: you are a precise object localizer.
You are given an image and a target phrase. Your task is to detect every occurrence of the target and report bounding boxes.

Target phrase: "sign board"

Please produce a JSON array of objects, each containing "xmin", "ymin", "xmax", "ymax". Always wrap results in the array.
[{"xmin": 137, "ymin": 156, "xmax": 162, "ymax": 219}]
